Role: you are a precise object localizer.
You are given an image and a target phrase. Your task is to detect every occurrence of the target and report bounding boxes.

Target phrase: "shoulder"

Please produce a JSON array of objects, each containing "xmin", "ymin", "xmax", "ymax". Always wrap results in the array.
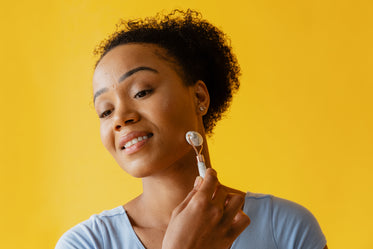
[
  {"xmin": 243, "ymin": 192, "xmax": 322, "ymax": 226},
  {"xmin": 55, "ymin": 206, "xmax": 129, "ymax": 249},
  {"xmin": 237, "ymin": 192, "xmax": 326, "ymax": 249},
  {"xmin": 269, "ymin": 195, "xmax": 320, "ymax": 225},
  {"xmin": 270, "ymin": 195, "xmax": 326, "ymax": 249}
]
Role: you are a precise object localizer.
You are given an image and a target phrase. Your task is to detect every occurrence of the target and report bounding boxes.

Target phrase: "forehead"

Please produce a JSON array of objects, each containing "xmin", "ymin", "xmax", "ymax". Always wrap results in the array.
[{"xmin": 93, "ymin": 44, "xmax": 182, "ymax": 90}]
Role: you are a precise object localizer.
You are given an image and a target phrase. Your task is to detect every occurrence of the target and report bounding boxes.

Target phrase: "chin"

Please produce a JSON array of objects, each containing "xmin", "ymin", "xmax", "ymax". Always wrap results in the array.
[
  {"xmin": 112, "ymin": 136, "xmax": 193, "ymax": 178},
  {"xmin": 115, "ymin": 158, "xmax": 163, "ymax": 178}
]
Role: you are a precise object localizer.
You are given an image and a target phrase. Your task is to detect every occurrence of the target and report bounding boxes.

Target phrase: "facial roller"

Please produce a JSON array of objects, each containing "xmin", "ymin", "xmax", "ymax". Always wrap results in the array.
[{"xmin": 185, "ymin": 131, "xmax": 206, "ymax": 178}]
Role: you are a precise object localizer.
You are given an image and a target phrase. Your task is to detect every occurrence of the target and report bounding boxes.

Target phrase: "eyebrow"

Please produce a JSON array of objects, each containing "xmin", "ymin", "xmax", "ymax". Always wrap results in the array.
[{"xmin": 93, "ymin": 66, "xmax": 158, "ymax": 103}]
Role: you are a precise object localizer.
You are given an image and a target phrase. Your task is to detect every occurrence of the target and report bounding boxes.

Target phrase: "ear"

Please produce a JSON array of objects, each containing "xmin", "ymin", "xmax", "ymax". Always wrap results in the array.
[{"xmin": 193, "ymin": 80, "xmax": 210, "ymax": 115}]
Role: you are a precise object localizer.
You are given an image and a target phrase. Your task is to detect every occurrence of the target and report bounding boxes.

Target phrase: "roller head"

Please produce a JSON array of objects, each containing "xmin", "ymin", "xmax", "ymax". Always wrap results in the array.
[{"xmin": 186, "ymin": 131, "xmax": 203, "ymax": 147}]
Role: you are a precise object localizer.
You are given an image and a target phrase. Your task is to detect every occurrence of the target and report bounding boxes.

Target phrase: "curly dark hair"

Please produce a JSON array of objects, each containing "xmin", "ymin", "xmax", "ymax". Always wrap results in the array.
[{"xmin": 94, "ymin": 9, "xmax": 241, "ymax": 134}]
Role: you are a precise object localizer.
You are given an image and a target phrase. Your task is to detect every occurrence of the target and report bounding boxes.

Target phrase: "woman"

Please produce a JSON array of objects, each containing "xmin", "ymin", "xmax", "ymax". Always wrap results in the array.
[{"xmin": 56, "ymin": 9, "xmax": 327, "ymax": 249}]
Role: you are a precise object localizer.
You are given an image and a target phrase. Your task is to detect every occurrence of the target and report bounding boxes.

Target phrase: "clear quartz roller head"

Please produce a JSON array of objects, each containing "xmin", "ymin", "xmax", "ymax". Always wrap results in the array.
[
  {"xmin": 185, "ymin": 131, "xmax": 203, "ymax": 147},
  {"xmin": 185, "ymin": 131, "xmax": 206, "ymax": 178}
]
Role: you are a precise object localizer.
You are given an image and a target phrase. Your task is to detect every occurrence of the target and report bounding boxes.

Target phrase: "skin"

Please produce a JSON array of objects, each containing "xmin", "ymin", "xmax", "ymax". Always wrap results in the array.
[{"xmin": 93, "ymin": 43, "xmax": 327, "ymax": 249}]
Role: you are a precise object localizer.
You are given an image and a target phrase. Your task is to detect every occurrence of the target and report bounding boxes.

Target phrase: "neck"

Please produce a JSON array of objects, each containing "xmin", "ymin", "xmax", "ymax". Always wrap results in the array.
[{"xmin": 137, "ymin": 143, "xmax": 211, "ymax": 228}]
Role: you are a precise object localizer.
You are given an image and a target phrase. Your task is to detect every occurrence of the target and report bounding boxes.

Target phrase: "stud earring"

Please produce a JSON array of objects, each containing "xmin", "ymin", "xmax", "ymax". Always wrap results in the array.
[{"xmin": 199, "ymin": 106, "xmax": 206, "ymax": 112}]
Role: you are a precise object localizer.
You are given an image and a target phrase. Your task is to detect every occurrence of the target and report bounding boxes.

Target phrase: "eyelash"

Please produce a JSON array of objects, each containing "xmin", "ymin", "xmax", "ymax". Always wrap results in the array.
[
  {"xmin": 99, "ymin": 109, "xmax": 112, "ymax": 119},
  {"xmin": 134, "ymin": 89, "xmax": 153, "ymax": 99},
  {"xmin": 98, "ymin": 88, "xmax": 154, "ymax": 119}
]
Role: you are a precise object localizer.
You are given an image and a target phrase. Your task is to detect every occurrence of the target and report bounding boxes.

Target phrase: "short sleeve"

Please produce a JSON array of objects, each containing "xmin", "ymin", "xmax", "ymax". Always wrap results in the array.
[
  {"xmin": 271, "ymin": 197, "xmax": 326, "ymax": 249},
  {"xmin": 55, "ymin": 218, "xmax": 104, "ymax": 249}
]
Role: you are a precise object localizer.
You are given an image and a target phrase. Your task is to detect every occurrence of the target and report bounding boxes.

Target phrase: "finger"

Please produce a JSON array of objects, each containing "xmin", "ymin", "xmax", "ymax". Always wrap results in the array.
[
  {"xmin": 211, "ymin": 184, "xmax": 229, "ymax": 207},
  {"xmin": 227, "ymin": 210, "xmax": 251, "ymax": 238},
  {"xmin": 197, "ymin": 168, "xmax": 219, "ymax": 197},
  {"xmin": 220, "ymin": 194, "xmax": 245, "ymax": 225}
]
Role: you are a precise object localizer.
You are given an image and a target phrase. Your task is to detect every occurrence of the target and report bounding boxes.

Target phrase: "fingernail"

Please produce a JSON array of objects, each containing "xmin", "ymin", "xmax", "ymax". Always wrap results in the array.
[
  {"xmin": 194, "ymin": 176, "xmax": 202, "ymax": 189},
  {"xmin": 210, "ymin": 168, "xmax": 217, "ymax": 176}
]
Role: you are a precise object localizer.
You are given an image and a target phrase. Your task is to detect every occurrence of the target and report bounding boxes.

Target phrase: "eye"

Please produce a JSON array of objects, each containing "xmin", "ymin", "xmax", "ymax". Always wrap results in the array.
[
  {"xmin": 134, "ymin": 89, "xmax": 153, "ymax": 99},
  {"xmin": 99, "ymin": 109, "xmax": 113, "ymax": 119}
]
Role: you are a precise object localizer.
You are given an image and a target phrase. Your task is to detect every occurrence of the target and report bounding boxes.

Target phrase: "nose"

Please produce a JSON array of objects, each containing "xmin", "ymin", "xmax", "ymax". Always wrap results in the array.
[{"xmin": 113, "ymin": 105, "xmax": 140, "ymax": 132}]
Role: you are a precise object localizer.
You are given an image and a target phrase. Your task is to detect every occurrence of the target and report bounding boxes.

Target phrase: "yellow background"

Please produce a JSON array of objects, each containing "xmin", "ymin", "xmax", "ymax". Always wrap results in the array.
[{"xmin": 1, "ymin": 0, "xmax": 372, "ymax": 248}]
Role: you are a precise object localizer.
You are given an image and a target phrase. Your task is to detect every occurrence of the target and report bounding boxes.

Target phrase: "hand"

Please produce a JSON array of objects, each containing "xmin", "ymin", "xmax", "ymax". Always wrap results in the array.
[{"xmin": 162, "ymin": 168, "xmax": 250, "ymax": 249}]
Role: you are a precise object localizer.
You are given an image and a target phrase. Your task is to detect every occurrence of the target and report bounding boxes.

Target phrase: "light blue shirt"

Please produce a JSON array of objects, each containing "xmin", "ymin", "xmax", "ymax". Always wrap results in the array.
[{"xmin": 55, "ymin": 192, "xmax": 326, "ymax": 249}]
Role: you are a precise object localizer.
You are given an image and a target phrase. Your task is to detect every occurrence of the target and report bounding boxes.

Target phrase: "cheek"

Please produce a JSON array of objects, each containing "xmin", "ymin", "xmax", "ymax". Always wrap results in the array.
[
  {"xmin": 153, "ymin": 92, "xmax": 198, "ymax": 135},
  {"xmin": 100, "ymin": 122, "xmax": 114, "ymax": 152}
]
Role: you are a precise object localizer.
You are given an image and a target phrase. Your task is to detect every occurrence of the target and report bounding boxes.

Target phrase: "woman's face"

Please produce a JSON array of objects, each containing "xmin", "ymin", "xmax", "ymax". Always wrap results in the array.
[{"xmin": 93, "ymin": 44, "xmax": 209, "ymax": 178}]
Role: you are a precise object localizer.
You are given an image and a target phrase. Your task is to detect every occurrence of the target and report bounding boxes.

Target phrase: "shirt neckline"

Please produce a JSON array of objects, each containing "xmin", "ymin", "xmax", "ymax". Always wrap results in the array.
[
  {"xmin": 117, "ymin": 192, "xmax": 250, "ymax": 249},
  {"xmin": 119, "ymin": 205, "xmax": 147, "ymax": 249}
]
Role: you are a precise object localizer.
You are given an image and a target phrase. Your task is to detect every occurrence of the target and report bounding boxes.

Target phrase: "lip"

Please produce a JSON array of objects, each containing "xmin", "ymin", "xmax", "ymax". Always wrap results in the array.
[{"xmin": 118, "ymin": 131, "xmax": 153, "ymax": 154}]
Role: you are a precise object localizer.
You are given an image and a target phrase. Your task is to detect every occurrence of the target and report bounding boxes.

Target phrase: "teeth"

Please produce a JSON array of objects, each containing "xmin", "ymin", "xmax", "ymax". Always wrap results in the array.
[{"xmin": 123, "ymin": 135, "xmax": 149, "ymax": 149}]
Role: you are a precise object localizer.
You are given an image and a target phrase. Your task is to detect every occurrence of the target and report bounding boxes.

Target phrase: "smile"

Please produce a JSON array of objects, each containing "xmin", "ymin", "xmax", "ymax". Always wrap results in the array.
[{"xmin": 122, "ymin": 133, "xmax": 153, "ymax": 150}]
